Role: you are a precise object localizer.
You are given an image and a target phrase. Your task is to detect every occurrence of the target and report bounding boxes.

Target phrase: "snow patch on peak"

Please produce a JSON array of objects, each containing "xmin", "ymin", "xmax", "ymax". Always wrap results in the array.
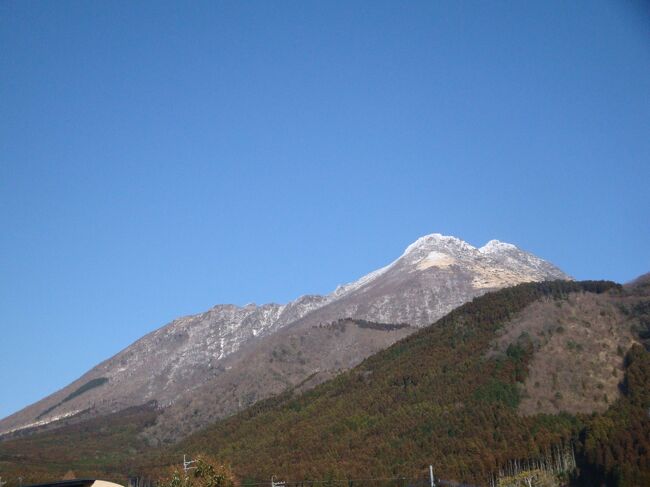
[
  {"xmin": 334, "ymin": 233, "xmax": 477, "ymax": 298},
  {"xmin": 402, "ymin": 233, "xmax": 476, "ymax": 256},
  {"xmin": 332, "ymin": 260, "xmax": 396, "ymax": 299},
  {"xmin": 479, "ymin": 240, "xmax": 518, "ymax": 254}
]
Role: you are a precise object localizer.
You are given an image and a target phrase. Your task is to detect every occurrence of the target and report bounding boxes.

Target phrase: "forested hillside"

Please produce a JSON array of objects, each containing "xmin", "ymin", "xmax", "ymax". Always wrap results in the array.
[
  {"xmin": 2, "ymin": 279, "xmax": 648, "ymax": 486},
  {"xmin": 158, "ymin": 279, "xmax": 649, "ymax": 486}
]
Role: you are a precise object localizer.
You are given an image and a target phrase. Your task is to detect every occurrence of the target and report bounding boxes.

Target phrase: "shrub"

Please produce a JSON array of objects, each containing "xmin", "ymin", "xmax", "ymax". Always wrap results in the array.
[{"xmin": 158, "ymin": 455, "xmax": 236, "ymax": 487}]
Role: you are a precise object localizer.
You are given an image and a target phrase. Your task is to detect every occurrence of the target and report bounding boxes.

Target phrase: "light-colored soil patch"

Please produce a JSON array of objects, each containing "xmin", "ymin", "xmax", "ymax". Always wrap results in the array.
[{"xmin": 416, "ymin": 251, "xmax": 456, "ymax": 270}]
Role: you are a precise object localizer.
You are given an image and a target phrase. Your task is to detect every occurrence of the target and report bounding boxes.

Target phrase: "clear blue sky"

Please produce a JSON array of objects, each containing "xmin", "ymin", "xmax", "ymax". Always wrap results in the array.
[{"xmin": 1, "ymin": 1, "xmax": 649, "ymax": 419}]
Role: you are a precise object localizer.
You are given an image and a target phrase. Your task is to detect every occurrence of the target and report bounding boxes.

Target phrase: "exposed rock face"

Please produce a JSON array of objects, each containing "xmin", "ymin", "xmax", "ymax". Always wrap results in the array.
[
  {"xmin": 145, "ymin": 318, "xmax": 417, "ymax": 442},
  {"xmin": 0, "ymin": 233, "xmax": 569, "ymax": 439}
]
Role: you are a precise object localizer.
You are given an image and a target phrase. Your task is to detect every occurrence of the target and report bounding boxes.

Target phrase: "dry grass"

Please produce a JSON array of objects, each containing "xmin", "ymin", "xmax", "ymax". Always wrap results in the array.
[{"xmin": 490, "ymin": 292, "xmax": 638, "ymax": 415}]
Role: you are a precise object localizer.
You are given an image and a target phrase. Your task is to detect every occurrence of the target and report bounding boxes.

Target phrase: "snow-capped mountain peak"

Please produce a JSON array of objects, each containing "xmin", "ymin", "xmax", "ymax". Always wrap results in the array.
[
  {"xmin": 402, "ymin": 233, "xmax": 476, "ymax": 255},
  {"xmin": 479, "ymin": 239, "xmax": 519, "ymax": 254},
  {"xmin": 0, "ymin": 232, "xmax": 570, "ymax": 439}
]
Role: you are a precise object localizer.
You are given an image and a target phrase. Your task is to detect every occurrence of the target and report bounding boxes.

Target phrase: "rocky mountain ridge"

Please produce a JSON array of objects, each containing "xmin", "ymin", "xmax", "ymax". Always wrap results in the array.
[{"xmin": 0, "ymin": 233, "xmax": 569, "ymax": 439}]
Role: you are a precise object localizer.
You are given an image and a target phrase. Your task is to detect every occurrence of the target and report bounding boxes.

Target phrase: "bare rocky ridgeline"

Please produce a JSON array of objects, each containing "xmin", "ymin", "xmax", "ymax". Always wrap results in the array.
[{"xmin": 0, "ymin": 233, "xmax": 569, "ymax": 441}]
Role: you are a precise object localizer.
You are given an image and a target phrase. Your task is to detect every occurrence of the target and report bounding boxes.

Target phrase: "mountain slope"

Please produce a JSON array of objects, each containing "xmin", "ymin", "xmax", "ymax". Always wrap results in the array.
[
  {"xmin": 1, "ymin": 278, "xmax": 648, "ymax": 486},
  {"xmin": 0, "ymin": 233, "xmax": 569, "ymax": 440},
  {"xmin": 165, "ymin": 279, "xmax": 649, "ymax": 485}
]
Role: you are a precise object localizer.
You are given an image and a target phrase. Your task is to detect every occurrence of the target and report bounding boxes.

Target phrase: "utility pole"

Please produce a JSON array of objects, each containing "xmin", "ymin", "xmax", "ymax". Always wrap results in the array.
[
  {"xmin": 183, "ymin": 454, "xmax": 197, "ymax": 475},
  {"xmin": 429, "ymin": 465, "xmax": 435, "ymax": 487}
]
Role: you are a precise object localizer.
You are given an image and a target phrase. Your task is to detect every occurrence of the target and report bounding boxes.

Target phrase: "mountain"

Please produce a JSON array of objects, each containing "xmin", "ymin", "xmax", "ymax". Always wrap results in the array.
[
  {"xmin": 2, "ymin": 278, "xmax": 648, "ymax": 486},
  {"xmin": 0, "ymin": 233, "xmax": 569, "ymax": 441},
  {"xmin": 164, "ymin": 279, "xmax": 650, "ymax": 486}
]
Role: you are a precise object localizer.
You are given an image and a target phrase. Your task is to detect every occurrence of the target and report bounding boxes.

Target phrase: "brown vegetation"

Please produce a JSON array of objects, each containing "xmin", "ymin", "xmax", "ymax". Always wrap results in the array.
[
  {"xmin": 490, "ymin": 292, "xmax": 638, "ymax": 415},
  {"xmin": 2, "ymin": 279, "xmax": 648, "ymax": 487}
]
